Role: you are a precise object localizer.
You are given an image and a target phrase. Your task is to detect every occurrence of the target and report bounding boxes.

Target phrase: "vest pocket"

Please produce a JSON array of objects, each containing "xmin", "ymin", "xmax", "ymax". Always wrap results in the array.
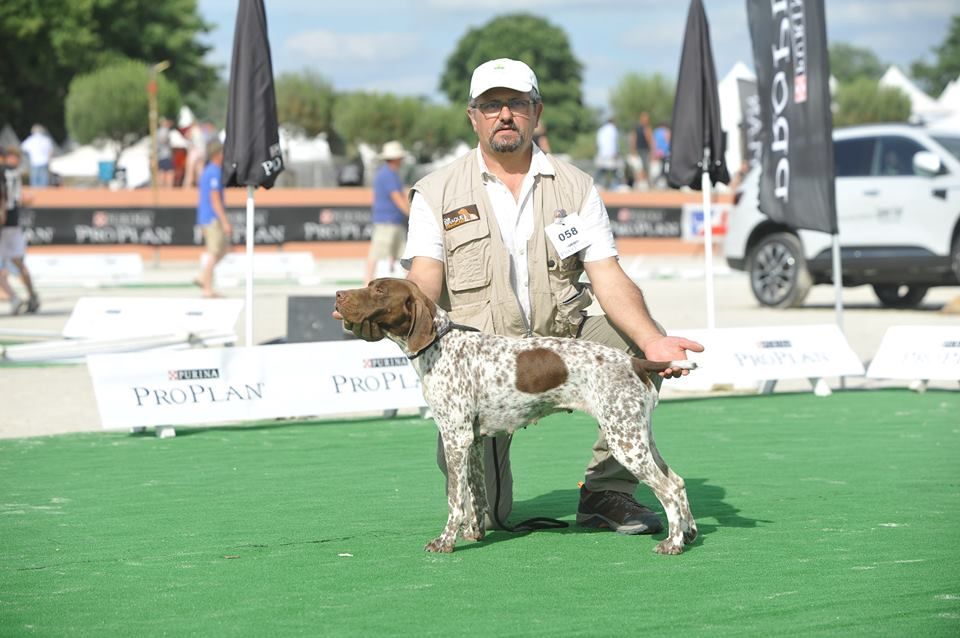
[
  {"xmin": 554, "ymin": 283, "xmax": 593, "ymax": 337},
  {"xmin": 445, "ymin": 215, "xmax": 490, "ymax": 292},
  {"xmin": 448, "ymin": 299, "xmax": 494, "ymax": 333}
]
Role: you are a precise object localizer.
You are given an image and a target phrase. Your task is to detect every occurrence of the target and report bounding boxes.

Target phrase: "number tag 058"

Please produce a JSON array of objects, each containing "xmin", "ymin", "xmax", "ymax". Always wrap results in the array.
[{"xmin": 545, "ymin": 213, "xmax": 589, "ymax": 259}]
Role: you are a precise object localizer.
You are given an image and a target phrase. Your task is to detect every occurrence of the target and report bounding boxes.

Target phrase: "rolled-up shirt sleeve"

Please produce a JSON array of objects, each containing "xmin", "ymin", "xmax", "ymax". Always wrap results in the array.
[
  {"xmin": 577, "ymin": 186, "xmax": 618, "ymax": 262},
  {"xmin": 401, "ymin": 191, "xmax": 444, "ymax": 269}
]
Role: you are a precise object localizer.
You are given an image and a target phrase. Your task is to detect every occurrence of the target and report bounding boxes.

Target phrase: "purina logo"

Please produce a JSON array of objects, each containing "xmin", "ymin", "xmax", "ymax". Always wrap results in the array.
[
  {"xmin": 168, "ymin": 368, "xmax": 221, "ymax": 381},
  {"xmin": 759, "ymin": 340, "xmax": 792, "ymax": 348},
  {"xmin": 363, "ymin": 357, "xmax": 409, "ymax": 369}
]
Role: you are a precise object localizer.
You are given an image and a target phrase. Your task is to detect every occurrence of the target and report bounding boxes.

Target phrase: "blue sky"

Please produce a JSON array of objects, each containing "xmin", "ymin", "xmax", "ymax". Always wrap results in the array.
[{"xmin": 196, "ymin": 0, "xmax": 954, "ymax": 108}]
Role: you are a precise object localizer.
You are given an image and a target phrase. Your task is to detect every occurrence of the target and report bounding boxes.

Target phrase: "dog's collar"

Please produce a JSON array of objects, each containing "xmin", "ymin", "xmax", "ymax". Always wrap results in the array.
[{"xmin": 407, "ymin": 321, "xmax": 479, "ymax": 359}]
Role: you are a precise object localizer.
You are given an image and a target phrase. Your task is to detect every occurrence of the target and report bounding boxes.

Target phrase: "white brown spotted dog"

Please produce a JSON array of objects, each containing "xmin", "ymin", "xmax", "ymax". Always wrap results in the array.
[{"xmin": 334, "ymin": 278, "xmax": 698, "ymax": 555}]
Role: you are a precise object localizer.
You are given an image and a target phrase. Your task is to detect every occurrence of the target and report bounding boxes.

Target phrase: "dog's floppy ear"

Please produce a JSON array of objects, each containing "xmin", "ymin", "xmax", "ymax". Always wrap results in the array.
[{"xmin": 405, "ymin": 291, "xmax": 437, "ymax": 356}]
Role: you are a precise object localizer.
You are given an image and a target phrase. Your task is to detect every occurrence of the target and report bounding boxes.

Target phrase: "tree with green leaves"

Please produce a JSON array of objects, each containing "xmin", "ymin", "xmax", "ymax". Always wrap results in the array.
[
  {"xmin": 0, "ymin": 0, "xmax": 215, "ymax": 141},
  {"xmin": 609, "ymin": 73, "xmax": 675, "ymax": 131},
  {"xmin": 829, "ymin": 43, "xmax": 886, "ymax": 84},
  {"xmin": 911, "ymin": 15, "xmax": 960, "ymax": 96},
  {"xmin": 439, "ymin": 13, "xmax": 593, "ymax": 153},
  {"xmin": 332, "ymin": 92, "xmax": 469, "ymax": 161},
  {"xmin": 833, "ymin": 77, "xmax": 911, "ymax": 127},
  {"xmin": 65, "ymin": 59, "xmax": 181, "ymax": 165},
  {"xmin": 275, "ymin": 71, "xmax": 337, "ymax": 138}
]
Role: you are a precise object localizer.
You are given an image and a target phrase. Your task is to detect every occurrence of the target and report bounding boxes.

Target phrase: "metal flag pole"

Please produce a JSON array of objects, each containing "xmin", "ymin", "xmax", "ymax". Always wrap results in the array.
[
  {"xmin": 245, "ymin": 184, "xmax": 255, "ymax": 347},
  {"xmin": 832, "ymin": 234, "xmax": 845, "ymax": 389},
  {"xmin": 702, "ymin": 151, "xmax": 716, "ymax": 330}
]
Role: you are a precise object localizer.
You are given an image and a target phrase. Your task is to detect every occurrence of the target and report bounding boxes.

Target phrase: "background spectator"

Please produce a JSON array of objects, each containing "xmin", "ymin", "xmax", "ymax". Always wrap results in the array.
[
  {"xmin": 20, "ymin": 125, "xmax": 54, "ymax": 188},
  {"xmin": 595, "ymin": 117, "xmax": 620, "ymax": 189},
  {"xmin": 364, "ymin": 141, "xmax": 410, "ymax": 283}
]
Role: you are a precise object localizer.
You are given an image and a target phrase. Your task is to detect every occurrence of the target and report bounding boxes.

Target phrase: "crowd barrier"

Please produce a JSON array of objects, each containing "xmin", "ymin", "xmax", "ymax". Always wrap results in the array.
[{"xmin": 85, "ymin": 322, "xmax": 959, "ymax": 437}]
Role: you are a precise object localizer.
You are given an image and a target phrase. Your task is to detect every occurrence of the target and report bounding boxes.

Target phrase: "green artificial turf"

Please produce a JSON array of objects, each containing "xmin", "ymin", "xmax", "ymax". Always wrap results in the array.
[{"xmin": 1, "ymin": 390, "xmax": 958, "ymax": 636}]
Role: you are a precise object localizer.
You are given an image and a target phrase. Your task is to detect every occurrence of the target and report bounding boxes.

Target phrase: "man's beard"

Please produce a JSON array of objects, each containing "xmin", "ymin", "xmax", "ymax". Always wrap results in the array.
[{"xmin": 489, "ymin": 125, "xmax": 525, "ymax": 153}]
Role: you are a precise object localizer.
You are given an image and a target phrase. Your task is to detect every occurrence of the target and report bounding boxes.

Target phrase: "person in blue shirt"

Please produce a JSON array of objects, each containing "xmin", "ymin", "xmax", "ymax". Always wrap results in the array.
[
  {"xmin": 364, "ymin": 140, "xmax": 410, "ymax": 283},
  {"xmin": 194, "ymin": 139, "xmax": 232, "ymax": 298}
]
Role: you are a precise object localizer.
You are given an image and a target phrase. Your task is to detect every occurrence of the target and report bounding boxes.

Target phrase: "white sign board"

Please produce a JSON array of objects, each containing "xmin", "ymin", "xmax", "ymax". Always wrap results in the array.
[
  {"xmin": 87, "ymin": 340, "xmax": 426, "ymax": 430},
  {"xmin": 213, "ymin": 252, "xmax": 315, "ymax": 281},
  {"xmin": 63, "ymin": 297, "xmax": 243, "ymax": 340},
  {"xmin": 866, "ymin": 326, "xmax": 960, "ymax": 380},
  {"xmin": 667, "ymin": 324, "xmax": 864, "ymax": 386},
  {"xmin": 25, "ymin": 253, "xmax": 144, "ymax": 284}
]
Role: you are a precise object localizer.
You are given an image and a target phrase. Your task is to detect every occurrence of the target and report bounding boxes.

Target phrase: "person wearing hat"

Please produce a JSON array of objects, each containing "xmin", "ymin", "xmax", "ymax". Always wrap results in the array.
[
  {"xmin": 364, "ymin": 140, "xmax": 410, "ymax": 283},
  {"xmin": 193, "ymin": 138, "xmax": 232, "ymax": 298},
  {"xmin": 341, "ymin": 58, "xmax": 703, "ymax": 537}
]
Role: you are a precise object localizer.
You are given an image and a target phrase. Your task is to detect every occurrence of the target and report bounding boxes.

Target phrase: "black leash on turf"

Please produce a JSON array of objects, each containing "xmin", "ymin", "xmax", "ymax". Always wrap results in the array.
[{"xmin": 490, "ymin": 436, "xmax": 569, "ymax": 533}]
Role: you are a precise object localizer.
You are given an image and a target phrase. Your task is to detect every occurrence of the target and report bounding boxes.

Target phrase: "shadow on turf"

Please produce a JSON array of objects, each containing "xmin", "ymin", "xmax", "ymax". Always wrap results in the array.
[{"xmin": 455, "ymin": 480, "xmax": 767, "ymax": 552}]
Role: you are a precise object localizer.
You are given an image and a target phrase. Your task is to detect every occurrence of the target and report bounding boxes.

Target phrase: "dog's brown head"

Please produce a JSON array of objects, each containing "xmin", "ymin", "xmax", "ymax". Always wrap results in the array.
[{"xmin": 334, "ymin": 278, "xmax": 438, "ymax": 356}]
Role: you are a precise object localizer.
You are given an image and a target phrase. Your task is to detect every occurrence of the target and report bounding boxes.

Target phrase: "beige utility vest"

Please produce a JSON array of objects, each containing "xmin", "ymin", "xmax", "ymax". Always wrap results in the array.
[{"xmin": 411, "ymin": 151, "xmax": 597, "ymax": 338}]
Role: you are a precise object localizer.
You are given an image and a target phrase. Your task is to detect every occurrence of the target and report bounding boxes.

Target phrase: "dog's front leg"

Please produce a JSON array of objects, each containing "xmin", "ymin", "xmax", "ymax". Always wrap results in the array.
[
  {"xmin": 461, "ymin": 438, "xmax": 487, "ymax": 542},
  {"xmin": 425, "ymin": 423, "xmax": 473, "ymax": 553}
]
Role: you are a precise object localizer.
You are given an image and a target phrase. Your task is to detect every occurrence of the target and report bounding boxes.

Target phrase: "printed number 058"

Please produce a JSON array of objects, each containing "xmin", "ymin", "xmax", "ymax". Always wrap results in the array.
[{"xmin": 558, "ymin": 227, "xmax": 578, "ymax": 241}]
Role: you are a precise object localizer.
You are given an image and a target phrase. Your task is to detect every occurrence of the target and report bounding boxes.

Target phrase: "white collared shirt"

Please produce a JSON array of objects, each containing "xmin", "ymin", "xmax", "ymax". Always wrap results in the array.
[{"xmin": 403, "ymin": 145, "xmax": 617, "ymax": 322}]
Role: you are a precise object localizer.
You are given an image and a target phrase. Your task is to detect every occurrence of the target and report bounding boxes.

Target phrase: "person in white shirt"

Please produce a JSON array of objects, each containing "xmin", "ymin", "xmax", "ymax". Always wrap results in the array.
[
  {"xmin": 594, "ymin": 117, "xmax": 620, "ymax": 190},
  {"xmin": 20, "ymin": 125, "xmax": 54, "ymax": 188}
]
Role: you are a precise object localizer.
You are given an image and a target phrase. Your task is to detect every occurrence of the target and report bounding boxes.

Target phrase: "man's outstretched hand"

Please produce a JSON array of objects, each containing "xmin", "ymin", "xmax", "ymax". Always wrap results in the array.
[{"xmin": 641, "ymin": 336, "xmax": 704, "ymax": 377}]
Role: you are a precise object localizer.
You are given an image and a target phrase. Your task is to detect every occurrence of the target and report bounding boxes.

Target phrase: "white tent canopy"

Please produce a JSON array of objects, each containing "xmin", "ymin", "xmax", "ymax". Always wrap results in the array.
[
  {"xmin": 50, "ymin": 137, "xmax": 152, "ymax": 187},
  {"xmin": 717, "ymin": 61, "xmax": 756, "ymax": 180},
  {"xmin": 936, "ymin": 76, "xmax": 960, "ymax": 114},
  {"xmin": 879, "ymin": 65, "xmax": 951, "ymax": 123}
]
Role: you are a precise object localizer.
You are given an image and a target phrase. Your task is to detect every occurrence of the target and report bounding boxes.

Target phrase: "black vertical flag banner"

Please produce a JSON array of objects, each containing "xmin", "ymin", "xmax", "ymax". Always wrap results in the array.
[
  {"xmin": 667, "ymin": 0, "xmax": 730, "ymax": 190},
  {"xmin": 746, "ymin": 0, "xmax": 836, "ymax": 234},
  {"xmin": 223, "ymin": 0, "xmax": 284, "ymax": 188},
  {"xmin": 737, "ymin": 78, "xmax": 762, "ymax": 170}
]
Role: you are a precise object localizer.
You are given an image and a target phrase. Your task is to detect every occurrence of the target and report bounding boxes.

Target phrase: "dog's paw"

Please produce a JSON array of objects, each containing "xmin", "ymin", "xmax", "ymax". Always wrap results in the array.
[
  {"xmin": 653, "ymin": 539, "xmax": 684, "ymax": 555},
  {"xmin": 461, "ymin": 527, "xmax": 485, "ymax": 542},
  {"xmin": 683, "ymin": 522, "xmax": 698, "ymax": 545},
  {"xmin": 424, "ymin": 538, "xmax": 455, "ymax": 553}
]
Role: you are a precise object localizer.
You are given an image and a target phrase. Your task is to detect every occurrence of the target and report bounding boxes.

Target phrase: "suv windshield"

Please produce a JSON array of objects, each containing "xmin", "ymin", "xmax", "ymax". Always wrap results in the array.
[{"xmin": 932, "ymin": 135, "xmax": 960, "ymax": 161}]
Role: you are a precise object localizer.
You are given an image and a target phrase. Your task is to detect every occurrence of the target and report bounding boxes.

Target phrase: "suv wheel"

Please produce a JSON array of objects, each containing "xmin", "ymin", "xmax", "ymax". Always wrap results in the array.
[
  {"xmin": 747, "ymin": 232, "xmax": 812, "ymax": 308},
  {"xmin": 872, "ymin": 284, "xmax": 928, "ymax": 308}
]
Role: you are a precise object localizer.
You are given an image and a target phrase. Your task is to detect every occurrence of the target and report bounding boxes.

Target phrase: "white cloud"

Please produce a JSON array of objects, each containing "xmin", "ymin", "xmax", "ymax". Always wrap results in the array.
[
  {"xmin": 827, "ymin": 0, "xmax": 957, "ymax": 24},
  {"xmin": 285, "ymin": 30, "xmax": 420, "ymax": 63}
]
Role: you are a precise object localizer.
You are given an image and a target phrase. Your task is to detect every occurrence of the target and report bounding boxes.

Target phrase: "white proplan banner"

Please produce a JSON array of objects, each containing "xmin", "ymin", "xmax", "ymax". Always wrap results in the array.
[
  {"xmin": 668, "ymin": 324, "xmax": 865, "ymax": 384},
  {"xmin": 87, "ymin": 340, "xmax": 426, "ymax": 430},
  {"xmin": 866, "ymin": 326, "xmax": 960, "ymax": 380}
]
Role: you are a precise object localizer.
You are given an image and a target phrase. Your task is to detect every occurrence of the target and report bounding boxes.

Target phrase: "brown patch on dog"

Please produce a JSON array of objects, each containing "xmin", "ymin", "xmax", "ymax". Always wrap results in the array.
[{"xmin": 515, "ymin": 348, "xmax": 568, "ymax": 394}]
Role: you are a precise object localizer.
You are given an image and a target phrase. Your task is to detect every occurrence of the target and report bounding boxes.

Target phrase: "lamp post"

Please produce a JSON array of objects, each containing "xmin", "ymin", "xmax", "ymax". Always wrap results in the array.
[{"xmin": 148, "ymin": 60, "xmax": 170, "ymax": 200}]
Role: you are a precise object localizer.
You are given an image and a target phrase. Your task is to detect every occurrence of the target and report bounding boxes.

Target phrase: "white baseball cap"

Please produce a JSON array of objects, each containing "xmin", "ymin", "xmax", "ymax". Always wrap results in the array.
[
  {"xmin": 379, "ymin": 140, "xmax": 406, "ymax": 160},
  {"xmin": 469, "ymin": 58, "xmax": 539, "ymax": 100}
]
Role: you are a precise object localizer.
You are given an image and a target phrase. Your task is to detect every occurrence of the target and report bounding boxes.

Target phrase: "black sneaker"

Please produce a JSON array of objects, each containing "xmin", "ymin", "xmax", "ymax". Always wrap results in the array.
[
  {"xmin": 576, "ymin": 485, "xmax": 664, "ymax": 535},
  {"xmin": 26, "ymin": 296, "xmax": 40, "ymax": 314}
]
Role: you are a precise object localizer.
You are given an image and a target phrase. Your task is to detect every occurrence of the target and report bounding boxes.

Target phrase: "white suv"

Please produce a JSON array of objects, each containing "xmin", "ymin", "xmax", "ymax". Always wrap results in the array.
[{"xmin": 724, "ymin": 123, "xmax": 960, "ymax": 307}]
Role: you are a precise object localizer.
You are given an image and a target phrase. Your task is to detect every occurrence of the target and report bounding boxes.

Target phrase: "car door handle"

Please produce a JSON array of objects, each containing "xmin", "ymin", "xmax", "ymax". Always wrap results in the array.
[
  {"xmin": 863, "ymin": 189, "xmax": 880, "ymax": 196},
  {"xmin": 933, "ymin": 189, "xmax": 947, "ymax": 200}
]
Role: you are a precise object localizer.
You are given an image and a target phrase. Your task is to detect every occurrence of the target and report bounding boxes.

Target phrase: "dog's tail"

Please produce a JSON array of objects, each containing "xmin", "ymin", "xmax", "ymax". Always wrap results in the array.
[
  {"xmin": 633, "ymin": 359, "xmax": 697, "ymax": 373},
  {"xmin": 630, "ymin": 359, "xmax": 697, "ymax": 387}
]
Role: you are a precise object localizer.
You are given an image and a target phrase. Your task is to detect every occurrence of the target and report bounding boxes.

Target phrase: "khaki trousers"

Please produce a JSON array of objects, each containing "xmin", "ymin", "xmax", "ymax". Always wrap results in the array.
[{"xmin": 436, "ymin": 314, "xmax": 662, "ymax": 527}]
